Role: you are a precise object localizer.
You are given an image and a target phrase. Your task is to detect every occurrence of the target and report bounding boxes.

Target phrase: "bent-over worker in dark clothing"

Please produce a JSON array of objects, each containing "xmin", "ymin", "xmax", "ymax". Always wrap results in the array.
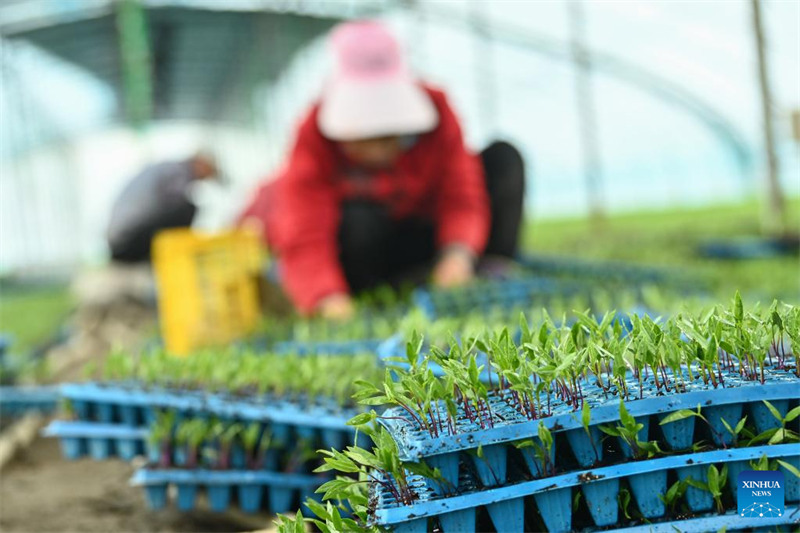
[{"xmin": 107, "ymin": 153, "xmax": 218, "ymax": 262}]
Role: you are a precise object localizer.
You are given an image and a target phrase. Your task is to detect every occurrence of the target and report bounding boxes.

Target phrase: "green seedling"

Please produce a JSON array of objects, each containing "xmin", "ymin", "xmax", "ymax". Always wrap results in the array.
[
  {"xmin": 275, "ymin": 510, "xmax": 307, "ymax": 533},
  {"xmin": 618, "ymin": 487, "xmax": 634, "ymax": 520},
  {"xmin": 241, "ymin": 422, "xmax": 272, "ymax": 469},
  {"xmin": 176, "ymin": 418, "xmax": 210, "ymax": 469},
  {"xmin": 305, "ymin": 498, "xmax": 377, "ymax": 533},
  {"xmin": 282, "ymin": 438, "xmax": 318, "ymax": 474},
  {"xmin": 316, "ymin": 424, "xmax": 444, "ymax": 508},
  {"xmin": 600, "ymin": 401, "xmax": 663, "ymax": 459},
  {"xmin": 469, "ymin": 443, "xmax": 502, "ymax": 485},
  {"xmin": 148, "ymin": 410, "xmax": 176, "ymax": 467},
  {"xmin": 749, "ymin": 454, "xmax": 800, "ymax": 479},
  {"xmin": 580, "ymin": 400, "xmax": 600, "ymax": 463},
  {"xmin": 659, "ymin": 479, "xmax": 688, "ymax": 514},
  {"xmin": 750, "ymin": 454, "xmax": 772, "ymax": 471},
  {"xmin": 211, "ymin": 420, "xmax": 241, "ymax": 469},
  {"xmin": 778, "ymin": 460, "xmax": 800, "ymax": 479},
  {"xmin": 573, "ymin": 491, "xmax": 582, "ymax": 512},
  {"xmin": 102, "ymin": 348, "xmax": 134, "ymax": 381},
  {"xmin": 746, "ymin": 400, "xmax": 800, "ymax": 446},
  {"xmin": 515, "ymin": 422, "xmax": 556, "ymax": 477},
  {"xmin": 659, "ymin": 404, "xmax": 740, "ymax": 449},
  {"xmin": 683, "ymin": 464, "xmax": 728, "ymax": 513},
  {"xmin": 60, "ymin": 398, "xmax": 75, "ymax": 419}
]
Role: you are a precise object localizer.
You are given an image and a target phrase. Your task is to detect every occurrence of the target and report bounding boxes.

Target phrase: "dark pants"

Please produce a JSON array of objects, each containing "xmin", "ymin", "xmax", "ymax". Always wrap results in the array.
[
  {"xmin": 110, "ymin": 202, "xmax": 197, "ymax": 263},
  {"xmin": 339, "ymin": 141, "xmax": 526, "ymax": 293}
]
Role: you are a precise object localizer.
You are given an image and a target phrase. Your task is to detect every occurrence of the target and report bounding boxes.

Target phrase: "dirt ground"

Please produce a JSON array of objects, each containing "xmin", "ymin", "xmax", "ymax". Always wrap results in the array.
[{"xmin": 0, "ymin": 436, "xmax": 273, "ymax": 533}]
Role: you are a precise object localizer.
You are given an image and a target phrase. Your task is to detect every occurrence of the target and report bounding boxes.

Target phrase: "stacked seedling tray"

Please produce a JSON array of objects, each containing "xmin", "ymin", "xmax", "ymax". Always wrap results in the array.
[
  {"xmin": 293, "ymin": 298, "xmax": 800, "ymax": 533},
  {"xmin": 374, "ymin": 377, "xmax": 799, "ymax": 532},
  {"xmin": 411, "ymin": 275, "xmax": 680, "ymax": 321},
  {"xmin": 515, "ymin": 254, "xmax": 690, "ymax": 285},
  {"xmin": 132, "ymin": 468, "xmax": 327, "ymax": 514},
  {"xmin": 45, "ymin": 382, "xmax": 367, "ymax": 512},
  {"xmin": 372, "ymin": 446, "xmax": 798, "ymax": 533},
  {"xmin": 52, "ymin": 382, "xmax": 362, "ymax": 457},
  {"xmin": 0, "ymin": 385, "xmax": 59, "ymax": 417},
  {"xmin": 43, "ymin": 382, "xmax": 154, "ymax": 461},
  {"xmin": 130, "ymin": 411, "xmax": 340, "ymax": 514},
  {"xmin": 45, "ymin": 350, "xmax": 384, "ymax": 516},
  {"xmin": 43, "ymin": 420, "xmax": 147, "ymax": 460}
]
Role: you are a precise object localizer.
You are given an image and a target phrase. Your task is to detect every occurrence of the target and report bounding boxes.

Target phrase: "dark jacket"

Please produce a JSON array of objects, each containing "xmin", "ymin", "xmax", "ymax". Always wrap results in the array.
[{"xmin": 107, "ymin": 160, "xmax": 197, "ymax": 262}]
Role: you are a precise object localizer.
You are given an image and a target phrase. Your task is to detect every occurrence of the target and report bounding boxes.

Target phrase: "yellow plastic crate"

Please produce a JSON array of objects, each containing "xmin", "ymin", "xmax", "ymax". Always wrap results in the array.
[{"xmin": 153, "ymin": 228, "xmax": 263, "ymax": 356}]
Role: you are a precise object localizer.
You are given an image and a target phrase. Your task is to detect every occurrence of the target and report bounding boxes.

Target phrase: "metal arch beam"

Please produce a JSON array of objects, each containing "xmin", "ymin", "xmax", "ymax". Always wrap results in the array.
[
  {"xmin": 0, "ymin": 1, "xmax": 115, "ymax": 36},
  {"xmin": 4, "ymin": 0, "xmax": 750, "ymax": 172},
  {"xmin": 0, "ymin": 0, "xmax": 376, "ymax": 127},
  {"xmin": 208, "ymin": 13, "xmax": 337, "ymax": 124},
  {"xmin": 0, "ymin": 0, "xmax": 387, "ymax": 36},
  {"xmin": 419, "ymin": 5, "xmax": 754, "ymax": 178}
]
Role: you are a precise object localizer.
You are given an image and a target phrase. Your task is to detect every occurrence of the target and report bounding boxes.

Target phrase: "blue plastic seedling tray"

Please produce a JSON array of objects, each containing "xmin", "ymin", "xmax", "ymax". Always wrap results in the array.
[
  {"xmin": 607, "ymin": 506, "xmax": 798, "ymax": 533},
  {"xmin": 144, "ymin": 430, "xmax": 363, "ymax": 472},
  {"xmin": 131, "ymin": 468, "xmax": 329, "ymax": 513},
  {"xmin": 379, "ymin": 370, "xmax": 798, "ymax": 502},
  {"xmin": 698, "ymin": 237, "xmax": 800, "ymax": 260},
  {"xmin": 0, "ymin": 385, "xmax": 59, "ymax": 416},
  {"xmin": 515, "ymin": 254, "xmax": 693, "ymax": 286},
  {"xmin": 60, "ymin": 382, "xmax": 359, "ymax": 450},
  {"xmin": 413, "ymin": 278, "xmax": 590, "ymax": 319},
  {"xmin": 371, "ymin": 444, "xmax": 799, "ymax": 533},
  {"xmin": 382, "ymin": 368, "xmax": 797, "ymax": 459},
  {"xmin": 273, "ymin": 339, "xmax": 385, "ymax": 356},
  {"xmin": 42, "ymin": 420, "xmax": 148, "ymax": 461}
]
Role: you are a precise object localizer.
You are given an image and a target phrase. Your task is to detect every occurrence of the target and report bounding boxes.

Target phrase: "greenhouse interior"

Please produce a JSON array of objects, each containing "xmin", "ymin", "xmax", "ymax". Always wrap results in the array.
[{"xmin": 0, "ymin": 0, "xmax": 798, "ymax": 532}]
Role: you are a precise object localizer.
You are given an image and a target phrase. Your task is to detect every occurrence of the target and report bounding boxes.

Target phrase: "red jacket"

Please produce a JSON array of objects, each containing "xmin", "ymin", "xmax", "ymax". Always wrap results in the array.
[{"xmin": 240, "ymin": 86, "xmax": 490, "ymax": 313}]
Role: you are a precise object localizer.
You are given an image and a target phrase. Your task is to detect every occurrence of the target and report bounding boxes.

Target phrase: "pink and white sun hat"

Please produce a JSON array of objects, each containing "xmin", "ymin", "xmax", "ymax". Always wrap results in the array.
[{"xmin": 317, "ymin": 21, "xmax": 439, "ymax": 142}]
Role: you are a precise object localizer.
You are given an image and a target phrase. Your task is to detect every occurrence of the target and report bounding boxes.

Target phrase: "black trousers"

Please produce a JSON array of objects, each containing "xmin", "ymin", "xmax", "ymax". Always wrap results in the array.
[
  {"xmin": 110, "ymin": 202, "xmax": 197, "ymax": 263},
  {"xmin": 339, "ymin": 141, "xmax": 526, "ymax": 293}
]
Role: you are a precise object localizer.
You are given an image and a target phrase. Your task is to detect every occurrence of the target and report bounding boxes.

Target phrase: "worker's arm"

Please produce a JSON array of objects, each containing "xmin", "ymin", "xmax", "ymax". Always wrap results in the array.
[
  {"xmin": 431, "ymin": 93, "xmax": 490, "ymax": 285},
  {"xmin": 270, "ymin": 111, "xmax": 351, "ymax": 314}
]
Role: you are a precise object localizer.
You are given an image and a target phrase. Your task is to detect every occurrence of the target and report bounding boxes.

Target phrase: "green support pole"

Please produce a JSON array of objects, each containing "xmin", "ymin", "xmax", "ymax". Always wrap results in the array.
[{"xmin": 116, "ymin": 0, "xmax": 152, "ymax": 129}]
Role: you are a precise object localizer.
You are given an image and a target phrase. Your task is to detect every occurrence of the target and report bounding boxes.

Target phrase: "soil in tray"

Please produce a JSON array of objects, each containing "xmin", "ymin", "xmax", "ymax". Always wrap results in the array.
[{"xmin": 0, "ymin": 437, "xmax": 271, "ymax": 532}]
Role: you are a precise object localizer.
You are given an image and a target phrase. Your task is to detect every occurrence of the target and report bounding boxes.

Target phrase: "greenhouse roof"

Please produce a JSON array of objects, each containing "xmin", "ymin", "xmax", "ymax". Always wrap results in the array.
[{"xmin": 0, "ymin": 0, "xmax": 388, "ymax": 124}]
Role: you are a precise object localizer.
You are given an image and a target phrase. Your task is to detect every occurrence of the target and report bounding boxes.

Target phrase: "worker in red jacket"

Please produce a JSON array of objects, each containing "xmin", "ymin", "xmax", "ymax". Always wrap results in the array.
[{"xmin": 240, "ymin": 21, "xmax": 524, "ymax": 319}]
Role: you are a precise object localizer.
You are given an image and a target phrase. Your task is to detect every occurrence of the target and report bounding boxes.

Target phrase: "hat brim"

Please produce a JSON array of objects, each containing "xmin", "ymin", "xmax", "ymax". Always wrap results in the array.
[{"xmin": 318, "ymin": 78, "xmax": 438, "ymax": 141}]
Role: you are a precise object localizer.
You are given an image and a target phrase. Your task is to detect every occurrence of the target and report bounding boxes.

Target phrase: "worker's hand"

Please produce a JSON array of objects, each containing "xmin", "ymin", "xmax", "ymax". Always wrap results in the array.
[
  {"xmin": 318, "ymin": 293, "xmax": 356, "ymax": 321},
  {"xmin": 432, "ymin": 247, "xmax": 475, "ymax": 288},
  {"xmin": 239, "ymin": 216, "xmax": 264, "ymax": 238}
]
